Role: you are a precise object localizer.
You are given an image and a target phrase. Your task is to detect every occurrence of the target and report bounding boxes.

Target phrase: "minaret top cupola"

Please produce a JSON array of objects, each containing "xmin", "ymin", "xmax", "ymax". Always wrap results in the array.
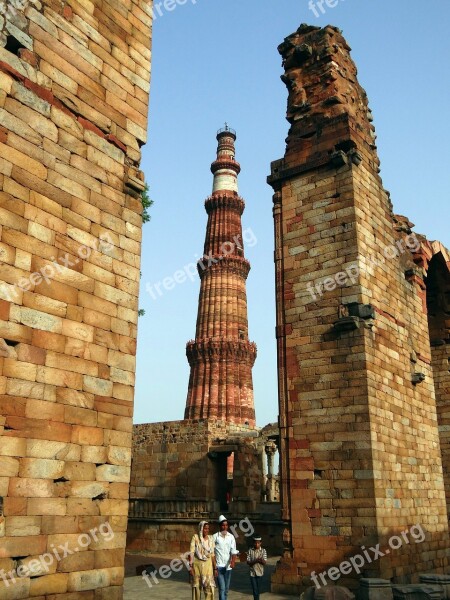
[{"xmin": 211, "ymin": 125, "xmax": 241, "ymax": 194}]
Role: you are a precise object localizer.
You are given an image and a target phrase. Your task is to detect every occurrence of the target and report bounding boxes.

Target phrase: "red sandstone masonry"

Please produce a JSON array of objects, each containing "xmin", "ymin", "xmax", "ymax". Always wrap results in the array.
[
  {"xmin": 0, "ymin": 0, "xmax": 151, "ymax": 598},
  {"xmin": 268, "ymin": 24, "xmax": 450, "ymax": 595},
  {"xmin": 184, "ymin": 130, "xmax": 257, "ymax": 427}
]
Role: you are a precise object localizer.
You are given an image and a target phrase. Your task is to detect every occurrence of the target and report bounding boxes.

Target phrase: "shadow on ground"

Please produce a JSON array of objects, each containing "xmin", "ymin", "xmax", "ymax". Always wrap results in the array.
[{"xmin": 125, "ymin": 553, "xmax": 298, "ymax": 599}]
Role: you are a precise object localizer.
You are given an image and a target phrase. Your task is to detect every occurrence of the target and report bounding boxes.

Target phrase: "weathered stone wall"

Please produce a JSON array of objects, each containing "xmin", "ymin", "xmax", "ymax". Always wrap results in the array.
[
  {"xmin": 0, "ymin": 0, "xmax": 151, "ymax": 597},
  {"xmin": 434, "ymin": 343, "xmax": 450, "ymax": 511},
  {"xmin": 128, "ymin": 419, "xmax": 286, "ymax": 555},
  {"xmin": 268, "ymin": 24, "xmax": 449, "ymax": 594},
  {"xmin": 130, "ymin": 419, "xmax": 261, "ymax": 505},
  {"xmin": 127, "ymin": 518, "xmax": 285, "ymax": 557},
  {"xmin": 130, "ymin": 420, "xmax": 215, "ymax": 501},
  {"xmin": 419, "ymin": 241, "xmax": 450, "ymax": 516}
]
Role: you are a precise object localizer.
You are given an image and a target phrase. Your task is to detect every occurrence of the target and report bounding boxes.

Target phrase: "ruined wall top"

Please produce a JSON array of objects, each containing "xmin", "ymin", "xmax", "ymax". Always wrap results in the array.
[
  {"xmin": 133, "ymin": 419, "xmax": 261, "ymax": 448},
  {"xmin": 272, "ymin": 24, "xmax": 379, "ymax": 178}
]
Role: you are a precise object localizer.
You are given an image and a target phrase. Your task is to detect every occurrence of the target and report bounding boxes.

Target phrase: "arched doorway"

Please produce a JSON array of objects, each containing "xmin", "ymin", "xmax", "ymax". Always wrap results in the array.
[{"xmin": 426, "ymin": 251, "xmax": 450, "ymax": 515}]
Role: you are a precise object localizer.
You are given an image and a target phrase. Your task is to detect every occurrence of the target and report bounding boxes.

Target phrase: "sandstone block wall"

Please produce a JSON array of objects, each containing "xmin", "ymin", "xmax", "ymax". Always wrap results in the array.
[
  {"xmin": 129, "ymin": 419, "xmax": 238, "ymax": 555},
  {"xmin": 130, "ymin": 420, "xmax": 261, "ymax": 505},
  {"xmin": 416, "ymin": 239, "xmax": 450, "ymax": 516},
  {"xmin": 128, "ymin": 419, "xmax": 287, "ymax": 555},
  {"xmin": 128, "ymin": 518, "xmax": 285, "ymax": 557},
  {"xmin": 268, "ymin": 25, "xmax": 449, "ymax": 594},
  {"xmin": 0, "ymin": 0, "xmax": 151, "ymax": 597},
  {"xmin": 130, "ymin": 420, "xmax": 215, "ymax": 501}
]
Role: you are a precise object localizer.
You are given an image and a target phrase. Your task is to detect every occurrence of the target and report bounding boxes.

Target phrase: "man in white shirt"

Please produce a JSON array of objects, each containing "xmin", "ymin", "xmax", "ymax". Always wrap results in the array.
[{"xmin": 213, "ymin": 515, "xmax": 240, "ymax": 600}]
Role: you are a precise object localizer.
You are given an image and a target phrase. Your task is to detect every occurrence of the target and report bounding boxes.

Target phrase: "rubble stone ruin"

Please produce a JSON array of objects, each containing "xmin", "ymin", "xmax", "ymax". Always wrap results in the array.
[
  {"xmin": 0, "ymin": 0, "xmax": 151, "ymax": 598},
  {"xmin": 268, "ymin": 24, "xmax": 450, "ymax": 595}
]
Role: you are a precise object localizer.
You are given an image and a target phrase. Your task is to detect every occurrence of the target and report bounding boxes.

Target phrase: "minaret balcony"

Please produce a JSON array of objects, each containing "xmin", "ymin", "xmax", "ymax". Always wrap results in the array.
[
  {"xmin": 210, "ymin": 158, "xmax": 241, "ymax": 176},
  {"xmin": 186, "ymin": 338, "xmax": 257, "ymax": 366},
  {"xmin": 205, "ymin": 193, "xmax": 245, "ymax": 214},
  {"xmin": 197, "ymin": 255, "xmax": 251, "ymax": 279}
]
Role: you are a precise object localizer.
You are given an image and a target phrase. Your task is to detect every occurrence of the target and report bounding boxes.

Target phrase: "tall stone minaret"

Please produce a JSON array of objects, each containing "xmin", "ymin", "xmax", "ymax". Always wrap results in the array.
[{"xmin": 184, "ymin": 126, "xmax": 256, "ymax": 427}]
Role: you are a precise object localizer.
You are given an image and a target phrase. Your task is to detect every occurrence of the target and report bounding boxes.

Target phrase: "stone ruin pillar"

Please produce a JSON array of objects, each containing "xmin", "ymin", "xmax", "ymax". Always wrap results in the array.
[
  {"xmin": 0, "ymin": 0, "xmax": 151, "ymax": 597},
  {"xmin": 268, "ymin": 24, "xmax": 449, "ymax": 594}
]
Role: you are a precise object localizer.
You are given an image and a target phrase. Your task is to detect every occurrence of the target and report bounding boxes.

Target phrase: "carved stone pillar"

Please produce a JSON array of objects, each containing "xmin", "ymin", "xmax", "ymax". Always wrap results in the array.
[{"xmin": 265, "ymin": 440, "xmax": 277, "ymax": 501}]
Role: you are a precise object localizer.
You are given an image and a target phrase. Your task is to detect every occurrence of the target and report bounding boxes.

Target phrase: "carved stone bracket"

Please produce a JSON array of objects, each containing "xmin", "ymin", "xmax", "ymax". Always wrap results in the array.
[
  {"xmin": 197, "ymin": 256, "xmax": 251, "ymax": 279},
  {"xmin": 205, "ymin": 193, "xmax": 245, "ymax": 215},
  {"xmin": 186, "ymin": 338, "xmax": 257, "ymax": 366}
]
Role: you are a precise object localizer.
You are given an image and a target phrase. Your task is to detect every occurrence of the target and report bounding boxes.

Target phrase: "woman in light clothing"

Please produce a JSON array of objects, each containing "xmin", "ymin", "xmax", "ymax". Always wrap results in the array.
[{"xmin": 188, "ymin": 521, "xmax": 216, "ymax": 600}]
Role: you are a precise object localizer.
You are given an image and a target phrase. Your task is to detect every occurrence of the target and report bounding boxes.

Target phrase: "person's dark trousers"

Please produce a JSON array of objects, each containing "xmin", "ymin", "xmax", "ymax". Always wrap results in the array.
[
  {"xmin": 250, "ymin": 575, "xmax": 262, "ymax": 600},
  {"xmin": 217, "ymin": 567, "xmax": 232, "ymax": 600}
]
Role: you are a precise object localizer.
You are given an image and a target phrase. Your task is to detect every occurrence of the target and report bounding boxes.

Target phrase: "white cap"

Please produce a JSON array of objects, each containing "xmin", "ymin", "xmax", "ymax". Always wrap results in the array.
[{"xmin": 218, "ymin": 515, "xmax": 228, "ymax": 524}]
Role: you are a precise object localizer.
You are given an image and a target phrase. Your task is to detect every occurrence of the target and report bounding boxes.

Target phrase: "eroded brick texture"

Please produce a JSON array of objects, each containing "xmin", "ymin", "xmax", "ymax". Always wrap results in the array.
[
  {"xmin": 268, "ymin": 25, "xmax": 450, "ymax": 594},
  {"xmin": 0, "ymin": 0, "xmax": 151, "ymax": 597}
]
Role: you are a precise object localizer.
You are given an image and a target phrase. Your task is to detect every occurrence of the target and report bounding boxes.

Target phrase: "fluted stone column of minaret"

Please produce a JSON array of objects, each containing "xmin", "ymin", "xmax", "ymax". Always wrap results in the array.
[{"xmin": 185, "ymin": 127, "xmax": 256, "ymax": 427}]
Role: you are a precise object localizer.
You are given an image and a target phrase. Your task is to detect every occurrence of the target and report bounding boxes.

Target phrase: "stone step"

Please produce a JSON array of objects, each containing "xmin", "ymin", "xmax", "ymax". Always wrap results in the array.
[
  {"xmin": 419, "ymin": 575, "xmax": 450, "ymax": 600},
  {"xmin": 358, "ymin": 578, "xmax": 393, "ymax": 600},
  {"xmin": 392, "ymin": 584, "xmax": 444, "ymax": 599}
]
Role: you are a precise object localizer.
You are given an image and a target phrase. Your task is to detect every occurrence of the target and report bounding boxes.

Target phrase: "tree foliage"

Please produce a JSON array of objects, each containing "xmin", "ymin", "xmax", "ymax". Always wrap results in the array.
[
  {"xmin": 139, "ymin": 184, "xmax": 152, "ymax": 317},
  {"xmin": 141, "ymin": 183, "xmax": 153, "ymax": 223}
]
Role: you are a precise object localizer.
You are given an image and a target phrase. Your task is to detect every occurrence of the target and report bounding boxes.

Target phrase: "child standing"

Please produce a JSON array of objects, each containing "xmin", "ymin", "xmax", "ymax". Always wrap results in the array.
[{"xmin": 246, "ymin": 535, "xmax": 267, "ymax": 600}]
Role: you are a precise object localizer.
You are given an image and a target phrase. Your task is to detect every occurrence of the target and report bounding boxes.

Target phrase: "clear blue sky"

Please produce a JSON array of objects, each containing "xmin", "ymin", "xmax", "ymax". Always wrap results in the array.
[{"xmin": 134, "ymin": 0, "xmax": 450, "ymax": 426}]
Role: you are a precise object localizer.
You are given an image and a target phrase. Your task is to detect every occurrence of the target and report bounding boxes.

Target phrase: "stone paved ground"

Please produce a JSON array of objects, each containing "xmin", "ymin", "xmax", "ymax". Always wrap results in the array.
[{"xmin": 125, "ymin": 553, "xmax": 298, "ymax": 599}]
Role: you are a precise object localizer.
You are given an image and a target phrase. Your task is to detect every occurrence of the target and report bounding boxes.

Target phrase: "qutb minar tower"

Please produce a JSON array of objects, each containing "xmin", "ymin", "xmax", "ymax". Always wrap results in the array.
[{"xmin": 184, "ymin": 127, "xmax": 257, "ymax": 427}]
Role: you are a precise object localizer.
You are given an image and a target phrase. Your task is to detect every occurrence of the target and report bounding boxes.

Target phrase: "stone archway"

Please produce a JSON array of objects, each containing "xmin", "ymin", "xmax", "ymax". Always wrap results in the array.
[{"xmin": 424, "ymin": 249, "xmax": 450, "ymax": 515}]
